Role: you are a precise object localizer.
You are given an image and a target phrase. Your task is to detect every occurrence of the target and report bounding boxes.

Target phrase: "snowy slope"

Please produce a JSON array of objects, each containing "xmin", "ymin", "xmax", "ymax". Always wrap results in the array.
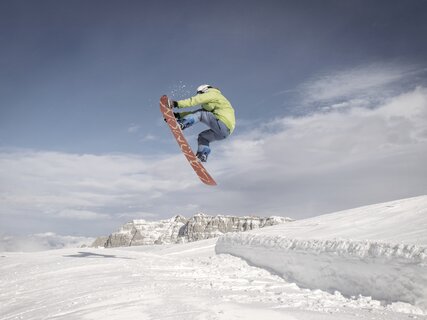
[
  {"xmin": 1, "ymin": 240, "xmax": 425, "ymax": 320},
  {"xmin": 216, "ymin": 195, "xmax": 427, "ymax": 312},
  {"xmin": 1, "ymin": 196, "xmax": 426, "ymax": 319}
]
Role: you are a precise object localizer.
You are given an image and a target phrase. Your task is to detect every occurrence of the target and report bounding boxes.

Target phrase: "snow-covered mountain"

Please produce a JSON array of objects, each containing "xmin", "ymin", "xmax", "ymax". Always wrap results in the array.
[
  {"xmin": 95, "ymin": 213, "xmax": 293, "ymax": 248},
  {"xmin": 1, "ymin": 196, "xmax": 426, "ymax": 320}
]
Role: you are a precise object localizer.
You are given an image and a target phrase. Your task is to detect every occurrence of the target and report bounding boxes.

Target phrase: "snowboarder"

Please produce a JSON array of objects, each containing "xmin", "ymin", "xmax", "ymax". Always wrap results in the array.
[{"xmin": 168, "ymin": 85, "xmax": 235, "ymax": 162}]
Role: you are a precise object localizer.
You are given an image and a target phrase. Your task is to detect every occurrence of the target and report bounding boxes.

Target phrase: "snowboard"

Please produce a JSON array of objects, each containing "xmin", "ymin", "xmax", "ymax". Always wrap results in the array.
[{"xmin": 159, "ymin": 95, "xmax": 217, "ymax": 186}]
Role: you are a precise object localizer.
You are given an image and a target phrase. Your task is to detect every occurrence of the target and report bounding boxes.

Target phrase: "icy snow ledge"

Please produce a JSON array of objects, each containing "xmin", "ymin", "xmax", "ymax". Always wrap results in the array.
[{"xmin": 216, "ymin": 234, "xmax": 427, "ymax": 311}]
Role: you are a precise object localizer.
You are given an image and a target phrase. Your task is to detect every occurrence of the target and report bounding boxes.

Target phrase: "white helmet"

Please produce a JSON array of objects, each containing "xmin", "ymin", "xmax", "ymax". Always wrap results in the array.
[{"xmin": 196, "ymin": 84, "xmax": 212, "ymax": 94}]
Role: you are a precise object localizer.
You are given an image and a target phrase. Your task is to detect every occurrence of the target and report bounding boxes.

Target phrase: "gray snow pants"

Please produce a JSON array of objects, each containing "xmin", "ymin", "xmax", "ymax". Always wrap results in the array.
[{"xmin": 183, "ymin": 110, "xmax": 231, "ymax": 149}]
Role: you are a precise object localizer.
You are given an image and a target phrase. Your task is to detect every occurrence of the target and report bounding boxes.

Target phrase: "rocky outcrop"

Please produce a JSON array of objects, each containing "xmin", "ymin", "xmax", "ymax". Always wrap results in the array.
[
  {"xmin": 93, "ymin": 213, "xmax": 293, "ymax": 248},
  {"xmin": 181, "ymin": 214, "xmax": 291, "ymax": 242},
  {"xmin": 103, "ymin": 215, "xmax": 188, "ymax": 247},
  {"xmin": 90, "ymin": 236, "xmax": 109, "ymax": 248}
]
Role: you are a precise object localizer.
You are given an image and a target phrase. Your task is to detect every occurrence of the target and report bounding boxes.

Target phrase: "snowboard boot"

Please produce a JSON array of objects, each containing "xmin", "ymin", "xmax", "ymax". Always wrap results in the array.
[
  {"xmin": 177, "ymin": 115, "xmax": 196, "ymax": 131},
  {"xmin": 196, "ymin": 145, "xmax": 211, "ymax": 162}
]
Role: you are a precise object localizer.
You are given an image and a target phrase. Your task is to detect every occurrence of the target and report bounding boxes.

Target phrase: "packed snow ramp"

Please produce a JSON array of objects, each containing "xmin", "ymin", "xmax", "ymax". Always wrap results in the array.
[{"xmin": 216, "ymin": 196, "xmax": 427, "ymax": 311}]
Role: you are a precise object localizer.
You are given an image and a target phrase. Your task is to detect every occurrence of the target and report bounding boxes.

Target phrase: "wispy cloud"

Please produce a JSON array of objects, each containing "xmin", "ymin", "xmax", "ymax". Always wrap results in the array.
[
  {"xmin": 0, "ymin": 233, "xmax": 95, "ymax": 252},
  {"xmin": 206, "ymin": 85, "xmax": 427, "ymax": 216},
  {"xmin": 1, "ymin": 64, "xmax": 426, "ymax": 239},
  {"xmin": 141, "ymin": 134, "xmax": 157, "ymax": 142},
  {"xmin": 128, "ymin": 124, "xmax": 159, "ymax": 143},
  {"xmin": 0, "ymin": 151, "xmax": 196, "ymax": 236},
  {"xmin": 127, "ymin": 124, "xmax": 141, "ymax": 133},
  {"xmin": 57, "ymin": 209, "xmax": 109, "ymax": 220},
  {"xmin": 291, "ymin": 63, "xmax": 427, "ymax": 111}
]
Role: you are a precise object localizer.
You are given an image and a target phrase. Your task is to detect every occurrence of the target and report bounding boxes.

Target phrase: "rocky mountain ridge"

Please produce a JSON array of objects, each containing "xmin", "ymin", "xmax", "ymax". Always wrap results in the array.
[{"xmin": 92, "ymin": 213, "xmax": 293, "ymax": 248}]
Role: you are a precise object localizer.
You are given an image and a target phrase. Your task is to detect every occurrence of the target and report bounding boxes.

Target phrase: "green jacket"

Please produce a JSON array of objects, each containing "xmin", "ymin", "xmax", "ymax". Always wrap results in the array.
[{"xmin": 177, "ymin": 88, "xmax": 235, "ymax": 133}]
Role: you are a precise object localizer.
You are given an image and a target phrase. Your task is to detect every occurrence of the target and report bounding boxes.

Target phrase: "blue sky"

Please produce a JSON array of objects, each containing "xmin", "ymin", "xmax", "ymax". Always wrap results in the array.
[{"xmin": 1, "ymin": 0, "xmax": 427, "ymax": 239}]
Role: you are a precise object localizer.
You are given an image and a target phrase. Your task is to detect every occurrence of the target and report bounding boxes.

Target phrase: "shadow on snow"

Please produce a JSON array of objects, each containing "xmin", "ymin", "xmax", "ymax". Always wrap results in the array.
[{"xmin": 63, "ymin": 251, "xmax": 135, "ymax": 259}]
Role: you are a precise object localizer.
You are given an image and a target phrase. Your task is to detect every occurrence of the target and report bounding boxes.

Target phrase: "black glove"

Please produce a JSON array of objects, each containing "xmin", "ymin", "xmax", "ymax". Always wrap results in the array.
[{"xmin": 168, "ymin": 99, "xmax": 178, "ymax": 109}]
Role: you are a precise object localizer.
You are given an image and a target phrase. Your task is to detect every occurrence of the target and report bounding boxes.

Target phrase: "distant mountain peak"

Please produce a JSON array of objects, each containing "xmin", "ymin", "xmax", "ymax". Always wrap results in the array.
[{"xmin": 92, "ymin": 213, "xmax": 293, "ymax": 248}]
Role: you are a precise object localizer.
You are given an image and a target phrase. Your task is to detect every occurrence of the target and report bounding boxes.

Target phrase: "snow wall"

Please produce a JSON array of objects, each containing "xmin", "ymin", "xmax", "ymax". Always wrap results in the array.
[{"xmin": 216, "ymin": 234, "xmax": 427, "ymax": 311}]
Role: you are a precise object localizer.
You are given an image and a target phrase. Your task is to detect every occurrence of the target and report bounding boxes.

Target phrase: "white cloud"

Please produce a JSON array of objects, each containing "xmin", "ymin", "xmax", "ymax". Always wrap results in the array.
[
  {"xmin": 204, "ymin": 86, "xmax": 427, "ymax": 217},
  {"xmin": 127, "ymin": 124, "xmax": 141, "ymax": 133},
  {"xmin": 296, "ymin": 63, "xmax": 425, "ymax": 107},
  {"xmin": 141, "ymin": 134, "xmax": 157, "ymax": 142},
  {"xmin": 0, "ymin": 233, "xmax": 95, "ymax": 252},
  {"xmin": 0, "ymin": 151, "xmax": 197, "ymax": 235},
  {"xmin": 322, "ymin": 98, "xmax": 370, "ymax": 111},
  {"xmin": 116, "ymin": 211, "xmax": 159, "ymax": 220},
  {"xmin": 57, "ymin": 209, "xmax": 109, "ymax": 220},
  {"xmin": 1, "ymin": 65, "xmax": 426, "ymax": 237},
  {"xmin": 128, "ymin": 124, "xmax": 158, "ymax": 143}
]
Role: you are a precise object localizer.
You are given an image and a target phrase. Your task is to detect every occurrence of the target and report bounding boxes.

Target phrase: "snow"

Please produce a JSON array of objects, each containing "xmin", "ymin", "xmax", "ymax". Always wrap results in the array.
[
  {"xmin": 1, "ymin": 196, "xmax": 427, "ymax": 319},
  {"xmin": 216, "ymin": 195, "xmax": 427, "ymax": 313}
]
